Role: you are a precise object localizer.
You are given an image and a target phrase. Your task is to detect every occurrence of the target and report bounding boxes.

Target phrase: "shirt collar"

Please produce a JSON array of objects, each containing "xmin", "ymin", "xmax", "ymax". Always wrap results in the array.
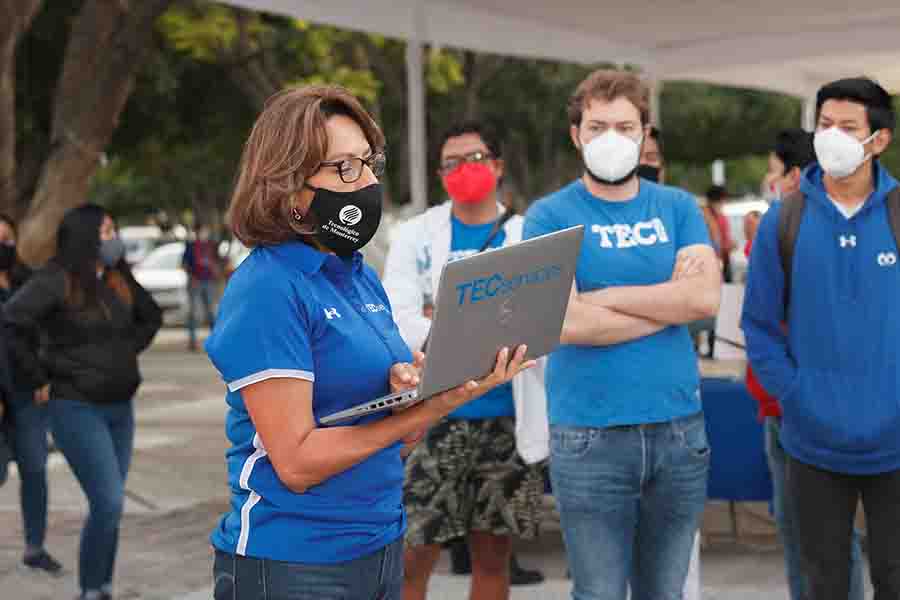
[{"xmin": 268, "ymin": 240, "xmax": 363, "ymax": 275}]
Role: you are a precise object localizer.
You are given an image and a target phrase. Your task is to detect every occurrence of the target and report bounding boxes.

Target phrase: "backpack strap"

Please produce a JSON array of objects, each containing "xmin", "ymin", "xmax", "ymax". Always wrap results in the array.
[
  {"xmin": 887, "ymin": 186, "xmax": 900, "ymax": 252},
  {"xmin": 777, "ymin": 191, "xmax": 806, "ymax": 315}
]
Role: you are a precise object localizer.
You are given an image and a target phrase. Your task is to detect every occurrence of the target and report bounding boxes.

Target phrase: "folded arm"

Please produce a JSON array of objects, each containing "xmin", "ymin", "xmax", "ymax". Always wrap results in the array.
[
  {"xmin": 581, "ymin": 244, "xmax": 721, "ymax": 326},
  {"xmin": 561, "ymin": 282, "xmax": 667, "ymax": 346}
]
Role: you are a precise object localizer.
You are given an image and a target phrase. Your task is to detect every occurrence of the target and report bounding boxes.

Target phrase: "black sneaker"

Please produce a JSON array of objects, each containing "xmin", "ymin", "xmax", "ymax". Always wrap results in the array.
[
  {"xmin": 447, "ymin": 538, "xmax": 472, "ymax": 575},
  {"xmin": 23, "ymin": 550, "xmax": 64, "ymax": 576},
  {"xmin": 509, "ymin": 554, "xmax": 544, "ymax": 586}
]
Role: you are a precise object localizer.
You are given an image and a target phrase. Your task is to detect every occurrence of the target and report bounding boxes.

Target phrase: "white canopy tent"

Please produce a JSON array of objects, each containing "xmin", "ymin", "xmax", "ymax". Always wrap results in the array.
[{"xmin": 223, "ymin": 0, "xmax": 900, "ymax": 211}]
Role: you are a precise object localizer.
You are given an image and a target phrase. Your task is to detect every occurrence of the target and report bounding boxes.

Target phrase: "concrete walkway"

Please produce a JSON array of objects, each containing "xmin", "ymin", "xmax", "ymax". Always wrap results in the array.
[{"xmin": 0, "ymin": 331, "xmax": 869, "ymax": 599}]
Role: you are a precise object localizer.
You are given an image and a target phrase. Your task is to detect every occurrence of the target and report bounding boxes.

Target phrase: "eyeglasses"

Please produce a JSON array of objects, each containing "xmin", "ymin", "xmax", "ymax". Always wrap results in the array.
[
  {"xmin": 319, "ymin": 151, "xmax": 386, "ymax": 184},
  {"xmin": 439, "ymin": 151, "xmax": 494, "ymax": 175}
]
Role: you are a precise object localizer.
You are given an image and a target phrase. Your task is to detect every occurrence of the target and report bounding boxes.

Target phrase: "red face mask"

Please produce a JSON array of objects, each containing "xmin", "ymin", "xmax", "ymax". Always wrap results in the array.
[{"xmin": 442, "ymin": 162, "xmax": 498, "ymax": 204}]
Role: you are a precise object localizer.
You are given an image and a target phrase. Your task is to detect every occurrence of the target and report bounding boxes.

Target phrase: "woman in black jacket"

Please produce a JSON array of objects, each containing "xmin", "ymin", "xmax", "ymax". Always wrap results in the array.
[
  {"xmin": 0, "ymin": 213, "xmax": 64, "ymax": 575},
  {"xmin": 4, "ymin": 205, "xmax": 162, "ymax": 600}
]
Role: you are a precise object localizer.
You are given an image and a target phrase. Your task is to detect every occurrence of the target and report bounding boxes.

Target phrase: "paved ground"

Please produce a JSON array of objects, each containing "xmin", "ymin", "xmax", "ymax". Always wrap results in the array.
[{"xmin": 0, "ymin": 330, "xmax": 871, "ymax": 599}]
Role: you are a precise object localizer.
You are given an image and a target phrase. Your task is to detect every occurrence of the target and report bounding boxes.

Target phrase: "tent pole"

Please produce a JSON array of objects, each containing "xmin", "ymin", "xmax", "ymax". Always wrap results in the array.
[
  {"xmin": 406, "ymin": 5, "xmax": 428, "ymax": 214},
  {"xmin": 650, "ymin": 78, "xmax": 663, "ymax": 128}
]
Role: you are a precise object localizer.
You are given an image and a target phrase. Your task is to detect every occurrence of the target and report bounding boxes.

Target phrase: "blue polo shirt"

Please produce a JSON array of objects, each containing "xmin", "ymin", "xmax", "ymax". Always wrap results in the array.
[
  {"xmin": 523, "ymin": 179, "xmax": 710, "ymax": 427},
  {"xmin": 205, "ymin": 240, "xmax": 413, "ymax": 564},
  {"xmin": 445, "ymin": 215, "xmax": 514, "ymax": 420}
]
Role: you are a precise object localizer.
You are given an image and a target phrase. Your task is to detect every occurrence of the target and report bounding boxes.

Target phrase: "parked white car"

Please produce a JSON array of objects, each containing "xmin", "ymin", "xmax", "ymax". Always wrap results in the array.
[
  {"xmin": 133, "ymin": 240, "xmax": 250, "ymax": 325},
  {"xmin": 133, "ymin": 242, "xmax": 189, "ymax": 323},
  {"xmin": 120, "ymin": 225, "xmax": 164, "ymax": 266}
]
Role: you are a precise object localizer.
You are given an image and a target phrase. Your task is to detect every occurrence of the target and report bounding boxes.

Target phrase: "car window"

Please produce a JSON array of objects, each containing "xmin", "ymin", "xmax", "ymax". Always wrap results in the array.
[{"xmin": 137, "ymin": 243, "xmax": 184, "ymax": 270}]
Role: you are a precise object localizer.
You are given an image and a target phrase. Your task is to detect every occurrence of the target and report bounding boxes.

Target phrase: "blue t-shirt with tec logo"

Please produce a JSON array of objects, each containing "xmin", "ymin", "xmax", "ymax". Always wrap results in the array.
[
  {"xmin": 445, "ymin": 215, "xmax": 515, "ymax": 420},
  {"xmin": 523, "ymin": 178, "xmax": 711, "ymax": 428}
]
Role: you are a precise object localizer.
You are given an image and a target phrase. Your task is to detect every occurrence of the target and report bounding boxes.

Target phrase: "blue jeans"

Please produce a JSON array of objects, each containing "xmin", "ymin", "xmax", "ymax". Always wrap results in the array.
[
  {"xmin": 49, "ymin": 398, "xmax": 134, "ymax": 593},
  {"xmin": 9, "ymin": 389, "xmax": 50, "ymax": 551},
  {"xmin": 187, "ymin": 279, "xmax": 216, "ymax": 347},
  {"xmin": 765, "ymin": 417, "xmax": 865, "ymax": 600},
  {"xmin": 550, "ymin": 412, "xmax": 710, "ymax": 600},
  {"xmin": 213, "ymin": 538, "xmax": 404, "ymax": 600}
]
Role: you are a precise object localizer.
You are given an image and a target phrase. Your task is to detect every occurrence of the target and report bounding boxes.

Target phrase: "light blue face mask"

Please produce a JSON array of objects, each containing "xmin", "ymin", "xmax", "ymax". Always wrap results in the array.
[{"xmin": 99, "ymin": 238, "xmax": 126, "ymax": 267}]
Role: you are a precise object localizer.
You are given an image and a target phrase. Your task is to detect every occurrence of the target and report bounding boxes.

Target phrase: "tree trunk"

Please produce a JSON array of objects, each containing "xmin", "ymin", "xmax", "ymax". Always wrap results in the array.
[
  {"xmin": 0, "ymin": 0, "xmax": 43, "ymax": 218},
  {"xmin": 17, "ymin": 0, "xmax": 174, "ymax": 266}
]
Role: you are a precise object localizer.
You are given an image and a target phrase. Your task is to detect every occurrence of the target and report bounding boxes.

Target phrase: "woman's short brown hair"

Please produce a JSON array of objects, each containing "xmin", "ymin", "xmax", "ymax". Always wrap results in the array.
[
  {"xmin": 568, "ymin": 69, "xmax": 650, "ymax": 128},
  {"xmin": 229, "ymin": 85, "xmax": 385, "ymax": 247}
]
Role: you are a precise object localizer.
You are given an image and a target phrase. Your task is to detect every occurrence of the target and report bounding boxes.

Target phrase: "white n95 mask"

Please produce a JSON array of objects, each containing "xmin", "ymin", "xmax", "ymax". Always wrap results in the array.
[
  {"xmin": 583, "ymin": 130, "xmax": 643, "ymax": 185},
  {"xmin": 814, "ymin": 127, "xmax": 878, "ymax": 179}
]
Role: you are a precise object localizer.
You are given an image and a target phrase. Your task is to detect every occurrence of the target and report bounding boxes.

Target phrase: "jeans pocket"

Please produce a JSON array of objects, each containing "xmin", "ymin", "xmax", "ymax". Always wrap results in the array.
[
  {"xmin": 266, "ymin": 560, "xmax": 351, "ymax": 600},
  {"xmin": 549, "ymin": 427, "xmax": 595, "ymax": 460},
  {"xmin": 679, "ymin": 420, "xmax": 711, "ymax": 461}
]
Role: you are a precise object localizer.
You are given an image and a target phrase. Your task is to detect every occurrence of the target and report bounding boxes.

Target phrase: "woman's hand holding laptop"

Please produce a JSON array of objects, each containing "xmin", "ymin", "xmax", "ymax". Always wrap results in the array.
[{"xmin": 388, "ymin": 345, "xmax": 535, "ymax": 455}]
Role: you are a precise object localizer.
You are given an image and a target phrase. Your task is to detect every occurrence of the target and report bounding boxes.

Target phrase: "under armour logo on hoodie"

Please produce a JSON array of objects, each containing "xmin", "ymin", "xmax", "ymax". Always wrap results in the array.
[{"xmin": 839, "ymin": 235, "xmax": 857, "ymax": 248}]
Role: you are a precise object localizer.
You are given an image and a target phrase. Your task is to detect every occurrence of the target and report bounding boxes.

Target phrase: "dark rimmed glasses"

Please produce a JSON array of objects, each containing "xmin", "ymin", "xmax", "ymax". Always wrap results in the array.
[{"xmin": 319, "ymin": 151, "xmax": 387, "ymax": 183}]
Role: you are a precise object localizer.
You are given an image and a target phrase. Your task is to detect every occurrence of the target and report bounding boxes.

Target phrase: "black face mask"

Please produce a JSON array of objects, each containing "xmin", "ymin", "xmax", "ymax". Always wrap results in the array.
[
  {"xmin": 636, "ymin": 164, "xmax": 661, "ymax": 183},
  {"xmin": 303, "ymin": 183, "xmax": 383, "ymax": 257},
  {"xmin": 0, "ymin": 243, "xmax": 16, "ymax": 271}
]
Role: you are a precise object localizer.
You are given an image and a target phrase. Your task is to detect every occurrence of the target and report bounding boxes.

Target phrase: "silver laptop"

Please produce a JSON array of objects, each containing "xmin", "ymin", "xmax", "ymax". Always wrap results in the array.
[{"xmin": 320, "ymin": 225, "xmax": 584, "ymax": 425}]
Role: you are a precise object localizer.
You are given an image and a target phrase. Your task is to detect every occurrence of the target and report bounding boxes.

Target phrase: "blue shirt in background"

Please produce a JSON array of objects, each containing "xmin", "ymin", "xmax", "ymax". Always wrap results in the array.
[
  {"xmin": 205, "ymin": 241, "xmax": 413, "ymax": 564},
  {"xmin": 445, "ymin": 215, "xmax": 515, "ymax": 420},
  {"xmin": 523, "ymin": 179, "xmax": 711, "ymax": 428}
]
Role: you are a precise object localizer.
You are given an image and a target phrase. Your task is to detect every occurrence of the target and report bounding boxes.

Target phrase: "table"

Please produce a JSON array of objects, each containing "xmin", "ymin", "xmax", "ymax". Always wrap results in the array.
[{"xmin": 701, "ymin": 377, "xmax": 773, "ymax": 503}]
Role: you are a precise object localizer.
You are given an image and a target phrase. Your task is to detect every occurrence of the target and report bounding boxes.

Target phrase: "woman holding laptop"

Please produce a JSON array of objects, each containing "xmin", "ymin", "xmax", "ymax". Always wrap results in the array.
[{"xmin": 204, "ymin": 84, "xmax": 533, "ymax": 600}]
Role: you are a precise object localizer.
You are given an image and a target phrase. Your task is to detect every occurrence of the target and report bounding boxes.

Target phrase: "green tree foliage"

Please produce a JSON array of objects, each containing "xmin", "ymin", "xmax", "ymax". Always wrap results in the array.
[{"xmin": 19, "ymin": 0, "xmax": 898, "ymax": 234}]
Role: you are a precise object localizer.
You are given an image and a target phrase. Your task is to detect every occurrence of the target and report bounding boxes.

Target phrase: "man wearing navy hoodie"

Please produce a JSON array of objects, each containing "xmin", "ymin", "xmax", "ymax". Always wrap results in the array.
[{"xmin": 743, "ymin": 77, "xmax": 900, "ymax": 599}]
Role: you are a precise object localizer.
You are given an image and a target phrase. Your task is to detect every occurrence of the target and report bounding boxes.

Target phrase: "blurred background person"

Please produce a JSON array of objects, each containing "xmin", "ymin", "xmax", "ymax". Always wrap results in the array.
[
  {"xmin": 689, "ymin": 185, "xmax": 731, "ymax": 358},
  {"xmin": 181, "ymin": 221, "xmax": 222, "ymax": 352},
  {"xmin": 0, "ymin": 298, "xmax": 12, "ymax": 489},
  {"xmin": 705, "ymin": 185, "xmax": 734, "ymax": 282},
  {"xmin": 742, "ymin": 211, "xmax": 762, "ymax": 256},
  {"xmin": 4, "ymin": 205, "xmax": 162, "ymax": 600},
  {"xmin": 762, "ymin": 129, "xmax": 814, "ymax": 204},
  {"xmin": 637, "ymin": 126, "xmax": 665, "ymax": 184},
  {"xmin": 0, "ymin": 213, "xmax": 63, "ymax": 576}
]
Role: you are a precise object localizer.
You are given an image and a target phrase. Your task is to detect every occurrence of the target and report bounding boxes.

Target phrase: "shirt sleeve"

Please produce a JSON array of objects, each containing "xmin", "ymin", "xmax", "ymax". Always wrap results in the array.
[
  {"xmin": 675, "ymin": 193, "xmax": 713, "ymax": 250},
  {"xmin": 523, "ymin": 199, "xmax": 561, "ymax": 241},
  {"xmin": 740, "ymin": 203, "xmax": 797, "ymax": 400},
  {"xmin": 205, "ymin": 274, "xmax": 316, "ymax": 393},
  {"xmin": 382, "ymin": 221, "xmax": 432, "ymax": 353},
  {"xmin": 2, "ymin": 266, "xmax": 66, "ymax": 390}
]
